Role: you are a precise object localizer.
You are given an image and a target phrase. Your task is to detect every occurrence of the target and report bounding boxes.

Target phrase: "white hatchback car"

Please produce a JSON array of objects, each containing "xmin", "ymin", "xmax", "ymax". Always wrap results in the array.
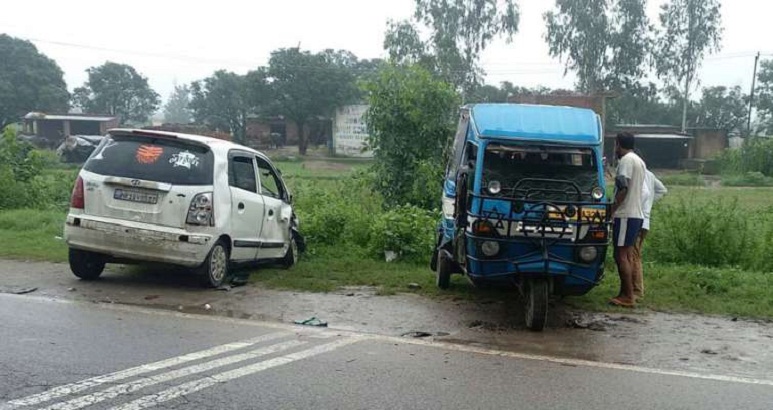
[{"xmin": 64, "ymin": 129, "xmax": 302, "ymax": 287}]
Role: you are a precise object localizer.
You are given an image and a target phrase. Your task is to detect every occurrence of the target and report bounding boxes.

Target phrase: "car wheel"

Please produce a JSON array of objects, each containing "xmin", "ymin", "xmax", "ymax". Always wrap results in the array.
[
  {"xmin": 69, "ymin": 248, "xmax": 106, "ymax": 280},
  {"xmin": 281, "ymin": 235, "xmax": 299, "ymax": 269},
  {"xmin": 199, "ymin": 240, "xmax": 229, "ymax": 288}
]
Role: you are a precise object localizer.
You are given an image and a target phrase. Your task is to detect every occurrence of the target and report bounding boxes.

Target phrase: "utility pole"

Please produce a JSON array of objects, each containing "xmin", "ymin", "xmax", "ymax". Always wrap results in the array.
[{"xmin": 747, "ymin": 52, "xmax": 761, "ymax": 137}]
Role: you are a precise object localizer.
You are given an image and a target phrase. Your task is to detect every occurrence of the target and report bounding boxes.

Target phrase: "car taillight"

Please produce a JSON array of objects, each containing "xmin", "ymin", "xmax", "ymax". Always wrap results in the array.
[
  {"xmin": 70, "ymin": 176, "xmax": 85, "ymax": 209},
  {"xmin": 187, "ymin": 193, "xmax": 214, "ymax": 226}
]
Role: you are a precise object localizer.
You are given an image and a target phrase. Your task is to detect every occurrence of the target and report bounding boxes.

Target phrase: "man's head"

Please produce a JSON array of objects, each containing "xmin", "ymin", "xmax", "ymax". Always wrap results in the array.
[{"xmin": 615, "ymin": 132, "xmax": 635, "ymax": 159}]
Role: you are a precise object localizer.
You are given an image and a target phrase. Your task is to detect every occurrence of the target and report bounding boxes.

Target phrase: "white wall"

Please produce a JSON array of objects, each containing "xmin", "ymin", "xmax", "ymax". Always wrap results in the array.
[{"xmin": 333, "ymin": 105, "xmax": 373, "ymax": 158}]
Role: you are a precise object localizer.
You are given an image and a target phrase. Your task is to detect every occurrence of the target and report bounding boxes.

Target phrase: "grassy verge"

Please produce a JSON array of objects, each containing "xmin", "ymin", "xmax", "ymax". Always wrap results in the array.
[{"xmin": 0, "ymin": 209, "xmax": 68, "ymax": 262}]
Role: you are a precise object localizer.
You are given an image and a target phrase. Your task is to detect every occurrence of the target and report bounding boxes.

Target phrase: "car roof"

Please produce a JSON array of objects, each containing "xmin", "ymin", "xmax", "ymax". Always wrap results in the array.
[
  {"xmin": 467, "ymin": 103, "xmax": 602, "ymax": 146},
  {"xmin": 107, "ymin": 128, "xmax": 262, "ymax": 156}
]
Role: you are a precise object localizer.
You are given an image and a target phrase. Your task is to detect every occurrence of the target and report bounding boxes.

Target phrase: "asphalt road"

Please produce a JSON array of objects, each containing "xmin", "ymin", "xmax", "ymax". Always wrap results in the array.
[{"xmin": 2, "ymin": 294, "xmax": 772, "ymax": 410}]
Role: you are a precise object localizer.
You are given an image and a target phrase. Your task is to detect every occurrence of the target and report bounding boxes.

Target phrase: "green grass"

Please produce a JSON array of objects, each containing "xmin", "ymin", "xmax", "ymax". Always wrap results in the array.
[
  {"xmin": 571, "ymin": 263, "xmax": 773, "ymax": 319},
  {"xmin": 4, "ymin": 156, "xmax": 773, "ymax": 320},
  {"xmin": 0, "ymin": 209, "xmax": 68, "ymax": 262}
]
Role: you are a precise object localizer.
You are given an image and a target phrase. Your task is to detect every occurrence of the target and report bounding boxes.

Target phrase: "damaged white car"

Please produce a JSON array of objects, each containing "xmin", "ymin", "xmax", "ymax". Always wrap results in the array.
[{"xmin": 64, "ymin": 129, "xmax": 303, "ymax": 287}]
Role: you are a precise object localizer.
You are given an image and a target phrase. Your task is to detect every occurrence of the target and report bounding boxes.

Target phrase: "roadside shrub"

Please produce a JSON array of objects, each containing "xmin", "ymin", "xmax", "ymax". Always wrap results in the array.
[
  {"xmin": 718, "ymin": 137, "xmax": 773, "ymax": 176},
  {"xmin": 647, "ymin": 201, "xmax": 756, "ymax": 267},
  {"xmin": 367, "ymin": 205, "xmax": 437, "ymax": 263},
  {"xmin": 721, "ymin": 172, "xmax": 773, "ymax": 187}
]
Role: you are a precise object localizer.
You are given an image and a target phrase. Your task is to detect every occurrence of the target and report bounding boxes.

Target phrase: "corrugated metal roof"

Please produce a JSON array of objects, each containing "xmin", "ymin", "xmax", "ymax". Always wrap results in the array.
[
  {"xmin": 469, "ymin": 103, "xmax": 601, "ymax": 145},
  {"xmin": 632, "ymin": 133, "xmax": 692, "ymax": 140},
  {"xmin": 24, "ymin": 112, "xmax": 117, "ymax": 122}
]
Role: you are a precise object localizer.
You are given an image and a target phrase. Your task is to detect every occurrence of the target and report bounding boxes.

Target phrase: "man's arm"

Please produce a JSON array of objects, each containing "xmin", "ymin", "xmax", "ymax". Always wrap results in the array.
[
  {"xmin": 611, "ymin": 174, "xmax": 629, "ymax": 215},
  {"xmin": 652, "ymin": 175, "xmax": 667, "ymax": 202}
]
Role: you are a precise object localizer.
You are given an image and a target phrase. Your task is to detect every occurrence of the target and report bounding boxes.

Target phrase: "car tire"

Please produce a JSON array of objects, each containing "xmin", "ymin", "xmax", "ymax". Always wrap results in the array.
[
  {"xmin": 281, "ymin": 234, "xmax": 299, "ymax": 269},
  {"xmin": 199, "ymin": 240, "xmax": 229, "ymax": 288},
  {"xmin": 525, "ymin": 279, "xmax": 549, "ymax": 331},
  {"xmin": 69, "ymin": 248, "xmax": 105, "ymax": 280}
]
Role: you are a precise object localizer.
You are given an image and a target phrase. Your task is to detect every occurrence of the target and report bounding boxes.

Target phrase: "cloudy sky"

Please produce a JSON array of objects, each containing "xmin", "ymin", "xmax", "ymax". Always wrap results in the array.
[{"xmin": 1, "ymin": 0, "xmax": 771, "ymax": 104}]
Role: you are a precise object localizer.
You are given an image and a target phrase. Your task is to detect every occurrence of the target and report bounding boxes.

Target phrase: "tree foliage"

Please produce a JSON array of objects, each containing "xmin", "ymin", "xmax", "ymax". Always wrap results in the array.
[
  {"xmin": 693, "ymin": 86, "xmax": 747, "ymax": 132},
  {"xmin": 72, "ymin": 62, "xmax": 160, "ymax": 125},
  {"xmin": 189, "ymin": 70, "xmax": 264, "ymax": 144},
  {"xmin": 268, "ymin": 48, "xmax": 359, "ymax": 155},
  {"xmin": 755, "ymin": 60, "xmax": 773, "ymax": 135},
  {"xmin": 0, "ymin": 34, "xmax": 69, "ymax": 128},
  {"xmin": 655, "ymin": 0, "xmax": 723, "ymax": 132},
  {"xmin": 162, "ymin": 85, "xmax": 192, "ymax": 124},
  {"xmin": 364, "ymin": 64, "xmax": 460, "ymax": 209},
  {"xmin": 544, "ymin": 0, "xmax": 651, "ymax": 93},
  {"xmin": 384, "ymin": 0, "xmax": 520, "ymax": 98}
]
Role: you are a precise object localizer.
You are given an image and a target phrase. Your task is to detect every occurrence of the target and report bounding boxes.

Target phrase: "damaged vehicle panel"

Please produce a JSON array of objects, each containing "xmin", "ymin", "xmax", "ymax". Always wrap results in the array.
[
  {"xmin": 432, "ymin": 104, "xmax": 612, "ymax": 331},
  {"xmin": 64, "ymin": 128, "xmax": 303, "ymax": 287}
]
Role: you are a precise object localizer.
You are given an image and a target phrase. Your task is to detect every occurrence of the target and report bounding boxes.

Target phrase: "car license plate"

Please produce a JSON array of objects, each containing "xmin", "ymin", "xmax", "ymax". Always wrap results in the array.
[{"xmin": 113, "ymin": 189, "xmax": 158, "ymax": 205}]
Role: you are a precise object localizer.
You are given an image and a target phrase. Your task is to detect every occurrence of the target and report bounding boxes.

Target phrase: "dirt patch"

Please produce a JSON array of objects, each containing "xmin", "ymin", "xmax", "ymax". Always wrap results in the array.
[{"xmin": 1, "ymin": 260, "xmax": 772, "ymax": 380}]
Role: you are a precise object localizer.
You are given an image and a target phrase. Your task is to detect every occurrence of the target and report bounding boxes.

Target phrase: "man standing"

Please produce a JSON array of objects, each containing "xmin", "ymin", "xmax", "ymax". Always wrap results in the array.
[
  {"xmin": 610, "ymin": 133, "xmax": 647, "ymax": 308},
  {"xmin": 632, "ymin": 169, "xmax": 668, "ymax": 300}
]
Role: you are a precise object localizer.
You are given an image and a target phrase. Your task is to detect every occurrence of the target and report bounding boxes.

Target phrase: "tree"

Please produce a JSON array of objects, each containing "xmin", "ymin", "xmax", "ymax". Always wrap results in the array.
[
  {"xmin": 655, "ymin": 0, "xmax": 723, "ymax": 132},
  {"xmin": 384, "ymin": 0, "xmax": 520, "ymax": 98},
  {"xmin": 268, "ymin": 48, "xmax": 359, "ymax": 155},
  {"xmin": 163, "ymin": 85, "xmax": 192, "ymax": 124},
  {"xmin": 755, "ymin": 60, "xmax": 773, "ymax": 135},
  {"xmin": 0, "ymin": 34, "xmax": 69, "ymax": 128},
  {"xmin": 606, "ymin": 82, "xmax": 683, "ymax": 127},
  {"xmin": 693, "ymin": 86, "xmax": 748, "ymax": 132},
  {"xmin": 364, "ymin": 64, "xmax": 460, "ymax": 209},
  {"xmin": 72, "ymin": 62, "xmax": 160, "ymax": 125},
  {"xmin": 544, "ymin": 0, "xmax": 651, "ymax": 94},
  {"xmin": 190, "ymin": 71, "xmax": 247, "ymax": 144}
]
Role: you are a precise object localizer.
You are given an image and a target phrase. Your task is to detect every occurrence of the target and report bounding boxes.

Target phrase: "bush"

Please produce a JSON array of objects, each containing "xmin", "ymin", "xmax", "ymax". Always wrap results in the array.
[
  {"xmin": 367, "ymin": 205, "xmax": 437, "ymax": 263},
  {"xmin": 0, "ymin": 127, "xmax": 76, "ymax": 211},
  {"xmin": 647, "ymin": 198, "xmax": 773, "ymax": 271},
  {"xmin": 718, "ymin": 137, "xmax": 773, "ymax": 176},
  {"xmin": 721, "ymin": 172, "xmax": 773, "ymax": 187}
]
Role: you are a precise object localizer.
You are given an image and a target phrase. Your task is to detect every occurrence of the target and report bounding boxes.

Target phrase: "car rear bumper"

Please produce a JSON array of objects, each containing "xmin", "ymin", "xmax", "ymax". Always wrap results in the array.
[{"xmin": 64, "ymin": 215, "xmax": 214, "ymax": 267}]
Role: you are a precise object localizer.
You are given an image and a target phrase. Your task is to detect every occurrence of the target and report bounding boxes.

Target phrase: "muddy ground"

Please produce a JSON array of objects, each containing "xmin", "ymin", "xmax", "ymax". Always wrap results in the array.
[{"xmin": 1, "ymin": 260, "xmax": 771, "ymax": 380}]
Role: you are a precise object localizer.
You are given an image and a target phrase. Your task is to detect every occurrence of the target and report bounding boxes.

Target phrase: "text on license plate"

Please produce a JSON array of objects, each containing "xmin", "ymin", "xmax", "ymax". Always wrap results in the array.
[{"xmin": 113, "ymin": 189, "xmax": 158, "ymax": 204}]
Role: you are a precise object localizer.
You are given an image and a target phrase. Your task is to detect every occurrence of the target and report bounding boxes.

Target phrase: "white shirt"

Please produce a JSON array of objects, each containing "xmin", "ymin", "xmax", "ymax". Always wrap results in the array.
[
  {"xmin": 641, "ymin": 170, "xmax": 668, "ymax": 230},
  {"xmin": 614, "ymin": 152, "xmax": 646, "ymax": 219}
]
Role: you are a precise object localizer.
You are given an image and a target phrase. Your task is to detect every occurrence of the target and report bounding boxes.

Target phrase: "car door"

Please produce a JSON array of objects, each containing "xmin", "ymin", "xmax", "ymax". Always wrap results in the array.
[
  {"xmin": 227, "ymin": 154, "xmax": 265, "ymax": 262},
  {"xmin": 255, "ymin": 155, "xmax": 292, "ymax": 260}
]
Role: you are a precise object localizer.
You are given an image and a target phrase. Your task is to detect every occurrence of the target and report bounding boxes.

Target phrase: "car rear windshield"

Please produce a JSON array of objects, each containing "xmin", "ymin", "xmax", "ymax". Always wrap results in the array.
[{"xmin": 83, "ymin": 135, "xmax": 214, "ymax": 185}]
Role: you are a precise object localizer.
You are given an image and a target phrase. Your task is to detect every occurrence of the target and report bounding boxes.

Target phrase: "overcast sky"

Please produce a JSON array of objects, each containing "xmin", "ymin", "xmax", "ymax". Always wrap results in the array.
[{"xmin": 2, "ymin": 0, "xmax": 771, "ymax": 105}]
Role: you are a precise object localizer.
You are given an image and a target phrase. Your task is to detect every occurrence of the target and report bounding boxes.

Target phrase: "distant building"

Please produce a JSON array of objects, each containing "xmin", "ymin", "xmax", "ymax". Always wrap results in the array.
[
  {"xmin": 21, "ymin": 112, "xmax": 119, "ymax": 148},
  {"xmin": 333, "ymin": 105, "xmax": 372, "ymax": 158}
]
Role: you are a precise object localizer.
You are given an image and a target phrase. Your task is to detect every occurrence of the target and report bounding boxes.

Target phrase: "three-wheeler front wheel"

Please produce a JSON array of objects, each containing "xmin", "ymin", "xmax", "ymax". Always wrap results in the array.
[
  {"xmin": 435, "ymin": 251, "xmax": 452, "ymax": 290},
  {"xmin": 524, "ymin": 279, "xmax": 549, "ymax": 331}
]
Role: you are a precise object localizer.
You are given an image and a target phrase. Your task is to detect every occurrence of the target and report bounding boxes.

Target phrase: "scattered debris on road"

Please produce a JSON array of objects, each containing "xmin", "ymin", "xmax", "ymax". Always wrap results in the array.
[
  {"xmin": 401, "ymin": 331, "xmax": 433, "ymax": 338},
  {"xmin": 294, "ymin": 316, "xmax": 328, "ymax": 327}
]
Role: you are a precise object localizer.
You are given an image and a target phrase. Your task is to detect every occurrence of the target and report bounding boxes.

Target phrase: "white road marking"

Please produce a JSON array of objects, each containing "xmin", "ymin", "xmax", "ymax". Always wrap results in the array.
[
  {"xmin": 40, "ymin": 339, "xmax": 306, "ymax": 410},
  {"xmin": 4, "ymin": 331, "xmax": 287, "ymax": 409},
  {"xmin": 108, "ymin": 337, "xmax": 359, "ymax": 410}
]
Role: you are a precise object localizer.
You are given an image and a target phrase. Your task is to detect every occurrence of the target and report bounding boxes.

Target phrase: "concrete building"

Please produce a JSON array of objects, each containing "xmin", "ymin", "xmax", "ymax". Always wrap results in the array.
[{"xmin": 22, "ymin": 112, "xmax": 119, "ymax": 148}]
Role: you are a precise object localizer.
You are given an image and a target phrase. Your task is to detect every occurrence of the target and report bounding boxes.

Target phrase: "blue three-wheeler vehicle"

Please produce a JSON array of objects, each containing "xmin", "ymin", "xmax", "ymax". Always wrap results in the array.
[{"xmin": 431, "ymin": 103, "xmax": 612, "ymax": 331}]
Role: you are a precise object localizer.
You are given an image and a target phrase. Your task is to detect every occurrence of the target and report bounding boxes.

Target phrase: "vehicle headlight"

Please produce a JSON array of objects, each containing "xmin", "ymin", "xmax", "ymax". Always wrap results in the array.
[
  {"xmin": 481, "ymin": 241, "xmax": 500, "ymax": 257},
  {"xmin": 487, "ymin": 180, "xmax": 502, "ymax": 195},
  {"xmin": 564, "ymin": 205, "xmax": 577, "ymax": 218},
  {"xmin": 591, "ymin": 186, "xmax": 605, "ymax": 201},
  {"xmin": 578, "ymin": 246, "xmax": 599, "ymax": 262}
]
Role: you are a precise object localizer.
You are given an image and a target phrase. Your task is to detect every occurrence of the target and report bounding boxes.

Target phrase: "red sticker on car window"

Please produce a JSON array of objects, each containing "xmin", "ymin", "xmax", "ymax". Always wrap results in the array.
[{"xmin": 136, "ymin": 145, "xmax": 163, "ymax": 164}]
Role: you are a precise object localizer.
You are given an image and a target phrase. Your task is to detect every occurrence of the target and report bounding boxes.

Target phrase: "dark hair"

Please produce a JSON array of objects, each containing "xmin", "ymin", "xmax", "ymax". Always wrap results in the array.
[{"xmin": 616, "ymin": 132, "xmax": 635, "ymax": 150}]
